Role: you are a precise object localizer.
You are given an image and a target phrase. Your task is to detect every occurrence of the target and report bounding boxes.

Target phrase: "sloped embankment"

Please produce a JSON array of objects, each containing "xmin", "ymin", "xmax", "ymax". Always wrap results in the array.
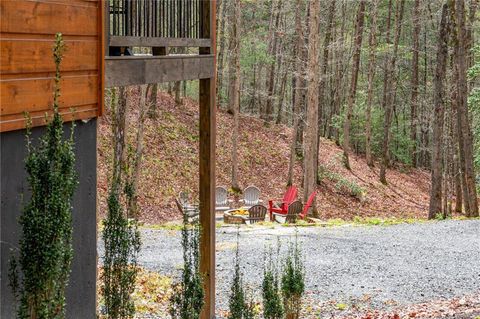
[{"xmin": 98, "ymin": 91, "xmax": 431, "ymax": 224}]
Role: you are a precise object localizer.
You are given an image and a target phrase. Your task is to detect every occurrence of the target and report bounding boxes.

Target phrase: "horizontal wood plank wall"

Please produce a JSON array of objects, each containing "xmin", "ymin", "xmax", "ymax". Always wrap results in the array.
[{"xmin": 0, "ymin": 0, "xmax": 104, "ymax": 132}]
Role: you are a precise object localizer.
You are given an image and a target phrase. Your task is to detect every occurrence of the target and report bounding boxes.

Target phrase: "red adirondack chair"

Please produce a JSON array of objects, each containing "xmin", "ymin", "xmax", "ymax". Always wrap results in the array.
[
  {"xmin": 298, "ymin": 190, "xmax": 318, "ymax": 219},
  {"xmin": 268, "ymin": 186, "xmax": 298, "ymax": 221}
]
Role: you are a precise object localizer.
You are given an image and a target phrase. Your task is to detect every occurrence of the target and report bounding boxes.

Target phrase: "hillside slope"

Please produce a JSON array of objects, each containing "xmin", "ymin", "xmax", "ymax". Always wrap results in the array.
[{"xmin": 98, "ymin": 91, "xmax": 431, "ymax": 224}]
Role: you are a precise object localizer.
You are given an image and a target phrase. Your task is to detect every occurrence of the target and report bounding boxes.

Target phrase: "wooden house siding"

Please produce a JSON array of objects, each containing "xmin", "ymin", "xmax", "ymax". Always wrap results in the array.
[{"xmin": 0, "ymin": 0, "xmax": 104, "ymax": 132}]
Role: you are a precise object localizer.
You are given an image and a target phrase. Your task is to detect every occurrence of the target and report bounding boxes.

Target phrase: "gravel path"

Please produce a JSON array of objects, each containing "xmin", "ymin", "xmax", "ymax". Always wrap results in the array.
[{"xmin": 99, "ymin": 220, "xmax": 480, "ymax": 316}]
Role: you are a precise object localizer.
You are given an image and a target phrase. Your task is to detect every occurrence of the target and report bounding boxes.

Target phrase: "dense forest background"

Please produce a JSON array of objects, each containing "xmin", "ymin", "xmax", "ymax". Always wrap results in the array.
[{"xmin": 209, "ymin": 0, "xmax": 480, "ymax": 218}]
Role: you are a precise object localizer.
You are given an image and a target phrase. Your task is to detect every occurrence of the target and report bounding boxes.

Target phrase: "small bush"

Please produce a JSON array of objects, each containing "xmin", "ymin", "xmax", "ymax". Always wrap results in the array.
[
  {"xmin": 281, "ymin": 235, "xmax": 305, "ymax": 319},
  {"xmin": 318, "ymin": 165, "xmax": 366, "ymax": 200},
  {"xmin": 228, "ymin": 232, "xmax": 256, "ymax": 319},
  {"xmin": 262, "ymin": 246, "xmax": 283, "ymax": 319},
  {"xmin": 169, "ymin": 211, "xmax": 204, "ymax": 319}
]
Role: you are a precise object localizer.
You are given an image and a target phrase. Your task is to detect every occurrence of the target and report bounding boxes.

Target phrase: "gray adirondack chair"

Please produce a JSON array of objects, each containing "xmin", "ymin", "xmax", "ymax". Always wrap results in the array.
[
  {"xmin": 215, "ymin": 186, "xmax": 232, "ymax": 212},
  {"xmin": 239, "ymin": 185, "xmax": 262, "ymax": 208},
  {"xmin": 176, "ymin": 191, "xmax": 199, "ymax": 222},
  {"xmin": 273, "ymin": 200, "xmax": 302, "ymax": 223}
]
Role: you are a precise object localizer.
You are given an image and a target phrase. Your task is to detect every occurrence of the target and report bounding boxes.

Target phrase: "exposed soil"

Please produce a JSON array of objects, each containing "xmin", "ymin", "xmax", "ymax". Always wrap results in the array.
[{"xmin": 98, "ymin": 90, "xmax": 436, "ymax": 224}]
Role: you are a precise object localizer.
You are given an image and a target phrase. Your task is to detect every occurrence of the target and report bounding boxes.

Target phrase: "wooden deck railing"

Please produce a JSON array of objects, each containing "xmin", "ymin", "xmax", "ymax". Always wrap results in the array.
[{"xmin": 107, "ymin": 0, "xmax": 210, "ymax": 49}]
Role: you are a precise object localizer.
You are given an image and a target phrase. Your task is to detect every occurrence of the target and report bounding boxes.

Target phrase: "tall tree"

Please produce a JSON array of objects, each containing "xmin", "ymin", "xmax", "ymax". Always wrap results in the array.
[
  {"xmin": 342, "ymin": 0, "xmax": 366, "ymax": 170},
  {"xmin": 303, "ymin": 0, "xmax": 320, "ymax": 217},
  {"xmin": 230, "ymin": 0, "xmax": 241, "ymax": 191},
  {"xmin": 452, "ymin": 0, "xmax": 479, "ymax": 216},
  {"xmin": 380, "ymin": 0, "xmax": 406, "ymax": 184},
  {"xmin": 128, "ymin": 85, "xmax": 149, "ymax": 218},
  {"xmin": 429, "ymin": 3, "xmax": 450, "ymax": 219},
  {"xmin": 216, "ymin": 0, "xmax": 228, "ymax": 102},
  {"xmin": 287, "ymin": 0, "xmax": 305, "ymax": 186},
  {"xmin": 365, "ymin": 0, "xmax": 379, "ymax": 167},
  {"xmin": 316, "ymin": 0, "xmax": 336, "ymax": 182},
  {"xmin": 263, "ymin": 0, "xmax": 283, "ymax": 123},
  {"xmin": 410, "ymin": 0, "xmax": 421, "ymax": 167}
]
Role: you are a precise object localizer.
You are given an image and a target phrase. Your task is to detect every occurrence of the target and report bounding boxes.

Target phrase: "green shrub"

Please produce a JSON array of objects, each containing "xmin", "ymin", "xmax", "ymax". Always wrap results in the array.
[
  {"xmin": 228, "ymin": 232, "xmax": 256, "ymax": 319},
  {"xmin": 9, "ymin": 33, "xmax": 78, "ymax": 319},
  {"xmin": 262, "ymin": 247, "xmax": 283, "ymax": 319},
  {"xmin": 101, "ymin": 89, "xmax": 141, "ymax": 318},
  {"xmin": 102, "ymin": 190, "xmax": 141, "ymax": 318},
  {"xmin": 318, "ymin": 164, "xmax": 366, "ymax": 200},
  {"xmin": 281, "ymin": 235, "xmax": 305, "ymax": 319},
  {"xmin": 169, "ymin": 212, "xmax": 204, "ymax": 319}
]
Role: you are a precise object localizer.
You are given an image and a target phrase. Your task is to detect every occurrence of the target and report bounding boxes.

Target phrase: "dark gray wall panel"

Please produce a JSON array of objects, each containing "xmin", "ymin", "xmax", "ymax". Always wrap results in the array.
[{"xmin": 1, "ymin": 119, "xmax": 97, "ymax": 319}]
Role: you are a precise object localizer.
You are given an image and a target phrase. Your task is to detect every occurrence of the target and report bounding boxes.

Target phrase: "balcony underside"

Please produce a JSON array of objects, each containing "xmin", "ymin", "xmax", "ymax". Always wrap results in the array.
[{"xmin": 105, "ymin": 54, "xmax": 214, "ymax": 87}]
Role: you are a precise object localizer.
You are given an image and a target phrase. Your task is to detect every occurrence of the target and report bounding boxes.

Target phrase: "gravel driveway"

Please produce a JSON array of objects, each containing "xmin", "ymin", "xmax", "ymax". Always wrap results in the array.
[{"xmin": 99, "ymin": 219, "xmax": 480, "ymax": 316}]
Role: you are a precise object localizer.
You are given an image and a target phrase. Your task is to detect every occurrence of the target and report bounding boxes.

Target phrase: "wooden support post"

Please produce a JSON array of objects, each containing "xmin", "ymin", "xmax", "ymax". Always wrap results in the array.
[{"xmin": 199, "ymin": 1, "xmax": 216, "ymax": 318}]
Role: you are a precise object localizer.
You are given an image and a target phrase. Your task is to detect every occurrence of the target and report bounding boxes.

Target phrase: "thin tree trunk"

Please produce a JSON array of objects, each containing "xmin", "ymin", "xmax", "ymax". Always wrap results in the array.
[
  {"xmin": 230, "ymin": 0, "xmax": 241, "ymax": 191},
  {"xmin": 287, "ymin": 0, "xmax": 305, "ymax": 186},
  {"xmin": 365, "ymin": 0, "xmax": 379, "ymax": 168},
  {"xmin": 303, "ymin": 0, "xmax": 320, "ymax": 217},
  {"xmin": 263, "ymin": 0, "xmax": 283, "ymax": 123},
  {"xmin": 330, "ymin": 1, "xmax": 347, "ymax": 144},
  {"xmin": 380, "ymin": 0, "xmax": 405, "ymax": 184},
  {"xmin": 111, "ymin": 87, "xmax": 128, "ymax": 196},
  {"xmin": 216, "ymin": 0, "xmax": 228, "ymax": 104},
  {"xmin": 429, "ymin": 3, "xmax": 449, "ymax": 219},
  {"xmin": 315, "ymin": 0, "xmax": 336, "ymax": 182},
  {"xmin": 342, "ymin": 0, "xmax": 366, "ymax": 170},
  {"xmin": 453, "ymin": 0, "xmax": 479, "ymax": 217},
  {"xmin": 410, "ymin": 0, "xmax": 421, "ymax": 167},
  {"xmin": 129, "ymin": 85, "xmax": 149, "ymax": 219},
  {"xmin": 147, "ymin": 83, "xmax": 158, "ymax": 119}
]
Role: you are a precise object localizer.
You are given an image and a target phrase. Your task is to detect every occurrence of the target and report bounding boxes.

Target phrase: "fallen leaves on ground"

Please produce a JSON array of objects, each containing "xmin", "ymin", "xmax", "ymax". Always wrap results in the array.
[{"xmin": 98, "ymin": 90, "xmax": 447, "ymax": 225}]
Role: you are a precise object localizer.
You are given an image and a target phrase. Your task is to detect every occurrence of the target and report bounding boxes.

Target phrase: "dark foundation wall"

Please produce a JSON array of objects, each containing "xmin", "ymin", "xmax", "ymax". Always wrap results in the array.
[{"xmin": 1, "ymin": 119, "xmax": 97, "ymax": 319}]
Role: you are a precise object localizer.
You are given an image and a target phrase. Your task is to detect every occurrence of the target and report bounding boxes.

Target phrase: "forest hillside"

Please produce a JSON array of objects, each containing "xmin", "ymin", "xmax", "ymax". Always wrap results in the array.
[{"xmin": 98, "ymin": 90, "xmax": 432, "ymax": 224}]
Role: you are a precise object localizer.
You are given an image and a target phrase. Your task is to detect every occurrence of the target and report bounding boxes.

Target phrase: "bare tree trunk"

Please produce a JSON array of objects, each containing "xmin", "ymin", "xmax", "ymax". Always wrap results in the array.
[
  {"xmin": 111, "ymin": 87, "xmax": 129, "ymax": 196},
  {"xmin": 410, "ymin": 0, "xmax": 421, "ymax": 167},
  {"xmin": 365, "ymin": 0, "xmax": 378, "ymax": 168},
  {"xmin": 129, "ymin": 85, "xmax": 149, "ymax": 219},
  {"xmin": 381, "ymin": 0, "xmax": 393, "ymax": 111},
  {"xmin": 315, "ymin": 0, "xmax": 336, "ymax": 182},
  {"xmin": 303, "ymin": 0, "xmax": 320, "ymax": 217},
  {"xmin": 330, "ymin": 1, "xmax": 347, "ymax": 144},
  {"xmin": 429, "ymin": 3, "xmax": 449, "ymax": 219},
  {"xmin": 380, "ymin": 0, "xmax": 405, "ymax": 184},
  {"xmin": 342, "ymin": 0, "xmax": 366, "ymax": 170},
  {"xmin": 230, "ymin": 0, "xmax": 241, "ymax": 191},
  {"xmin": 263, "ymin": 0, "xmax": 283, "ymax": 123},
  {"xmin": 453, "ymin": 0, "xmax": 479, "ymax": 217},
  {"xmin": 287, "ymin": 0, "xmax": 305, "ymax": 186},
  {"xmin": 147, "ymin": 83, "xmax": 158, "ymax": 119},
  {"xmin": 275, "ymin": 63, "xmax": 288, "ymax": 124},
  {"xmin": 216, "ymin": 0, "xmax": 228, "ymax": 103}
]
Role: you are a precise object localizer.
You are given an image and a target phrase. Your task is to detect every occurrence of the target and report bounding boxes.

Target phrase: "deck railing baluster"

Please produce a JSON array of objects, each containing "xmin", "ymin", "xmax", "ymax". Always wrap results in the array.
[{"xmin": 107, "ymin": 0, "xmax": 205, "ymax": 49}]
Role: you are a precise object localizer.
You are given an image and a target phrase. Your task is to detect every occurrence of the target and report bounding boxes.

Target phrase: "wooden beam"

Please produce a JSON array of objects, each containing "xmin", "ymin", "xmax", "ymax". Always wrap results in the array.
[
  {"xmin": 104, "ymin": 55, "xmax": 214, "ymax": 87},
  {"xmin": 199, "ymin": 1, "xmax": 216, "ymax": 319},
  {"xmin": 109, "ymin": 36, "xmax": 211, "ymax": 48}
]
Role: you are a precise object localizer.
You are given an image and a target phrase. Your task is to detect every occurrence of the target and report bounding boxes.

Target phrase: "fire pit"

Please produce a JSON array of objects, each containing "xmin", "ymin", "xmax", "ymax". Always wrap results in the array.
[{"xmin": 223, "ymin": 208, "xmax": 249, "ymax": 224}]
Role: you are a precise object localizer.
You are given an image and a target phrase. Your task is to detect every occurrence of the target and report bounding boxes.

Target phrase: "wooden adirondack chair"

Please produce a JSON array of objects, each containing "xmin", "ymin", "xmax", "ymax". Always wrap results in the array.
[
  {"xmin": 268, "ymin": 186, "xmax": 298, "ymax": 221},
  {"xmin": 240, "ymin": 185, "xmax": 262, "ymax": 208},
  {"xmin": 273, "ymin": 200, "xmax": 302, "ymax": 223},
  {"xmin": 247, "ymin": 205, "xmax": 267, "ymax": 224},
  {"xmin": 298, "ymin": 190, "xmax": 318, "ymax": 219}
]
